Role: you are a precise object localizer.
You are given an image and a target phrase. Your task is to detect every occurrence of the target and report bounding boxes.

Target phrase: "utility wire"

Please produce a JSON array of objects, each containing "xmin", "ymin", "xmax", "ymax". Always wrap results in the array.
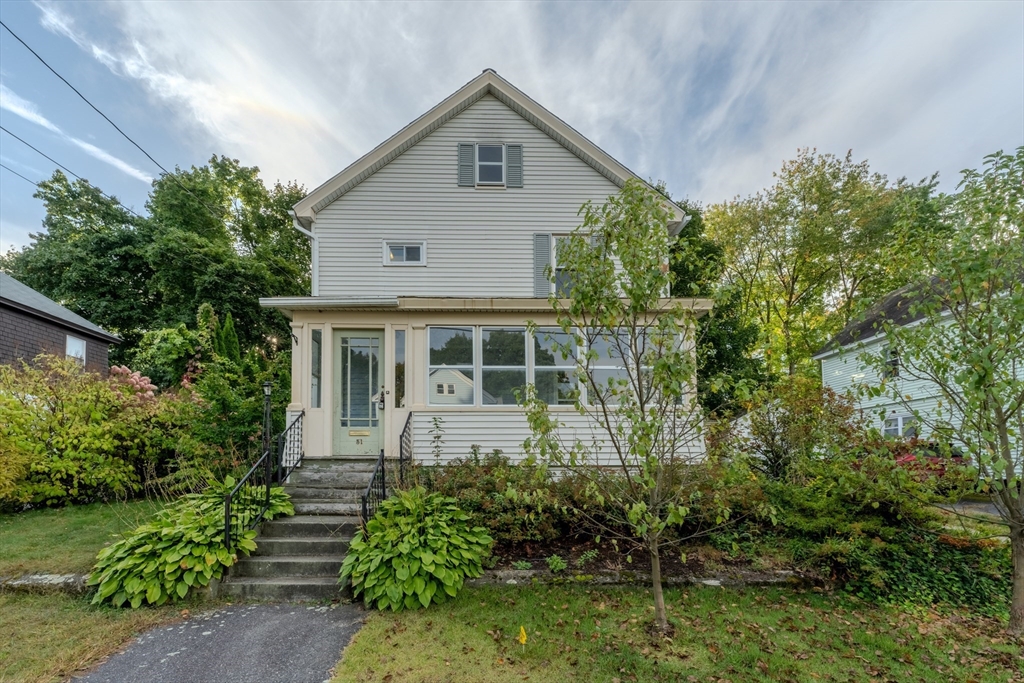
[
  {"xmin": 1, "ymin": 127, "xmax": 144, "ymax": 219},
  {"xmin": 0, "ymin": 161, "xmax": 39, "ymax": 186}
]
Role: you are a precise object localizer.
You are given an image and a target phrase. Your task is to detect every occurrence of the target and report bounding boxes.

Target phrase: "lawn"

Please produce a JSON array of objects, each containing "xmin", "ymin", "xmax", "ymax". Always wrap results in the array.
[
  {"xmin": 334, "ymin": 584, "xmax": 1021, "ymax": 683},
  {"xmin": 0, "ymin": 499, "xmax": 163, "ymax": 576}
]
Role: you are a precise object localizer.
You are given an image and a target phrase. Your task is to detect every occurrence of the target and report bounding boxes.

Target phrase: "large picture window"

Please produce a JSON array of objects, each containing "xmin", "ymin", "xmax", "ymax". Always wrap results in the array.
[
  {"xmin": 533, "ymin": 327, "xmax": 576, "ymax": 405},
  {"xmin": 428, "ymin": 326, "xmax": 474, "ymax": 406},
  {"xmin": 481, "ymin": 328, "xmax": 526, "ymax": 405}
]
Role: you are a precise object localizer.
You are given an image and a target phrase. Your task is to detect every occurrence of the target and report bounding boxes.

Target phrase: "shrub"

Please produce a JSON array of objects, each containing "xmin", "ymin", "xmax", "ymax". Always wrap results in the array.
[
  {"xmin": 424, "ymin": 451, "xmax": 569, "ymax": 545},
  {"xmin": 546, "ymin": 554, "xmax": 568, "ymax": 573},
  {"xmin": 89, "ymin": 479, "xmax": 292, "ymax": 608},
  {"xmin": 339, "ymin": 487, "xmax": 493, "ymax": 611},
  {"xmin": 0, "ymin": 356, "xmax": 188, "ymax": 507}
]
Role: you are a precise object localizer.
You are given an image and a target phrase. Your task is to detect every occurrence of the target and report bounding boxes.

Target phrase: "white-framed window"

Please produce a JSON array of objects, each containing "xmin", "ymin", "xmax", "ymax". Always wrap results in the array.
[
  {"xmin": 552, "ymin": 235, "xmax": 574, "ymax": 297},
  {"xmin": 882, "ymin": 346, "xmax": 900, "ymax": 379},
  {"xmin": 383, "ymin": 241, "xmax": 426, "ymax": 266},
  {"xmin": 428, "ymin": 326, "xmax": 475, "ymax": 406},
  {"xmin": 476, "ymin": 144, "xmax": 505, "ymax": 185},
  {"xmin": 884, "ymin": 414, "xmax": 918, "ymax": 438},
  {"xmin": 481, "ymin": 327, "xmax": 527, "ymax": 405},
  {"xmin": 586, "ymin": 327, "xmax": 655, "ymax": 406},
  {"xmin": 533, "ymin": 327, "xmax": 577, "ymax": 405},
  {"xmin": 65, "ymin": 335, "xmax": 86, "ymax": 364}
]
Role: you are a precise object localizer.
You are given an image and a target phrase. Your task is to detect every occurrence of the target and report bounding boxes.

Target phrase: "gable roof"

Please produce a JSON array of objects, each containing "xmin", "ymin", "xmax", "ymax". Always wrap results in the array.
[
  {"xmin": 813, "ymin": 278, "xmax": 939, "ymax": 359},
  {"xmin": 293, "ymin": 69, "xmax": 687, "ymax": 229},
  {"xmin": 0, "ymin": 272, "xmax": 121, "ymax": 344}
]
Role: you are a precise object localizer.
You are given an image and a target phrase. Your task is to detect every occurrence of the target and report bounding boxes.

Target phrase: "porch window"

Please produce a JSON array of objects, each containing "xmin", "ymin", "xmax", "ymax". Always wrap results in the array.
[
  {"xmin": 428, "ymin": 326, "xmax": 474, "ymax": 405},
  {"xmin": 394, "ymin": 329, "xmax": 406, "ymax": 408},
  {"xmin": 310, "ymin": 329, "xmax": 322, "ymax": 408},
  {"xmin": 587, "ymin": 328, "xmax": 653, "ymax": 405},
  {"xmin": 481, "ymin": 327, "xmax": 526, "ymax": 405},
  {"xmin": 534, "ymin": 327, "xmax": 576, "ymax": 405}
]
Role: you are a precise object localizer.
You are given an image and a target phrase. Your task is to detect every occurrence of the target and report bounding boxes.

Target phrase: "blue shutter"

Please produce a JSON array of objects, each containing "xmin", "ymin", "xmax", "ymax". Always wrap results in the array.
[
  {"xmin": 506, "ymin": 144, "xmax": 523, "ymax": 188},
  {"xmin": 457, "ymin": 143, "xmax": 475, "ymax": 187},
  {"xmin": 533, "ymin": 233, "xmax": 552, "ymax": 297}
]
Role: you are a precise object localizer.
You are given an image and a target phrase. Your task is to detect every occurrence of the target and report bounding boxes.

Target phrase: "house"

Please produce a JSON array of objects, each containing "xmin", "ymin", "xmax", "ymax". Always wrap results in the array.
[
  {"xmin": 0, "ymin": 272, "xmax": 120, "ymax": 374},
  {"xmin": 260, "ymin": 69, "xmax": 711, "ymax": 466}
]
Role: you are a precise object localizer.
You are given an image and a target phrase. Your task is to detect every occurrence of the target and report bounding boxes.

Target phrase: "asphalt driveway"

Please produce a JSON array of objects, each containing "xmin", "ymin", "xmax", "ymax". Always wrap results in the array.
[{"xmin": 76, "ymin": 603, "xmax": 364, "ymax": 683}]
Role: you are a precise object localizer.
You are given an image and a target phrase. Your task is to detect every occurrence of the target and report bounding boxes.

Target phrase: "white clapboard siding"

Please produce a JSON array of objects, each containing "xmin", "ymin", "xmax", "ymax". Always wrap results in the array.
[
  {"xmin": 411, "ymin": 411, "xmax": 706, "ymax": 467},
  {"xmin": 314, "ymin": 95, "xmax": 622, "ymax": 298}
]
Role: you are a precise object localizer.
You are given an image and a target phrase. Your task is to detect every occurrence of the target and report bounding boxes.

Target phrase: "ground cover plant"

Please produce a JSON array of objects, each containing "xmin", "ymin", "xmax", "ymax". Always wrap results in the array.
[
  {"xmin": 340, "ymin": 487, "xmax": 493, "ymax": 611},
  {"xmin": 333, "ymin": 583, "xmax": 1021, "ymax": 683},
  {"xmin": 0, "ymin": 499, "xmax": 163, "ymax": 576},
  {"xmin": 0, "ymin": 592, "xmax": 191, "ymax": 683}
]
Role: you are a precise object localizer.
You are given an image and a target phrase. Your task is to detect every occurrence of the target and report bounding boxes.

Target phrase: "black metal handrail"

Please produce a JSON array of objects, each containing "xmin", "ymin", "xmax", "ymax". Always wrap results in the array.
[
  {"xmin": 399, "ymin": 412, "xmax": 413, "ymax": 486},
  {"xmin": 276, "ymin": 410, "xmax": 305, "ymax": 484},
  {"xmin": 224, "ymin": 446, "xmax": 273, "ymax": 551},
  {"xmin": 361, "ymin": 449, "xmax": 386, "ymax": 524}
]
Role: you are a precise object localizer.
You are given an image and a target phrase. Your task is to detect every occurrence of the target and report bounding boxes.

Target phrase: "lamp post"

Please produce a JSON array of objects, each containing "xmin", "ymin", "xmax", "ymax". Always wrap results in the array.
[{"xmin": 262, "ymin": 381, "xmax": 273, "ymax": 501}]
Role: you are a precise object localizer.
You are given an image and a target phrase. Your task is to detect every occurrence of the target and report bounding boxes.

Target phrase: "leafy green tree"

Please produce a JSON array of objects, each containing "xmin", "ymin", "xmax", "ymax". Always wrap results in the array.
[
  {"xmin": 860, "ymin": 148, "xmax": 1024, "ymax": 633},
  {"xmin": 707, "ymin": 149, "xmax": 936, "ymax": 375},
  {"xmin": 522, "ymin": 180, "xmax": 737, "ymax": 634},
  {"xmin": 218, "ymin": 313, "xmax": 241, "ymax": 365},
  {"xmin": 669, "ymin": 200, "xmax": 770, "ymax": 412}
]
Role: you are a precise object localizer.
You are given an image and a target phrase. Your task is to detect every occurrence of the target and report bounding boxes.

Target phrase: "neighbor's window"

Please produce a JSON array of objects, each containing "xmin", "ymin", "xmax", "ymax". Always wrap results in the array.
[
  {"xmin": 65, "ymin": 335, "xmax": 86, "ymax": 364},
  {"xmin": 384, "ymin": 241, "xmax": 425, "ymax": 266},
  {"xmin": 477, "ymin": 144, "xmax": 504, "ymax": 185},
  {"xmin": 882, "ymin": 346, "xmax": 900, "ymax": 379},
  {"xmin": 534, "ymin": 327, "xmax": 577, "ymax": 405},
  {"xmin": 884, "ymin": 414, "xmax": 917, "ymax": 438},
  {"xmin": 428, "ymin": 326, "xmax": 474, "ymax": 406},
  {"xmin": 394, "ymin": 328, "xmax": 406, "ymax": 408},
  {"xmin": 311, "ymin": 329, "xmax": 322, "ymax": 408},
  {"xmin": 481, "ymin": 327, "xmax": 526, "ymax": 405}
]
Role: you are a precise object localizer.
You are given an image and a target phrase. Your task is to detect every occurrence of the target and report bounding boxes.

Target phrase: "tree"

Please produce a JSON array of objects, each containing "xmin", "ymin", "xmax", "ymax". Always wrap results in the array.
[
  {"xmin": 218, "ymin": 313, "xmax": 242, "ymax": 366},
  {"xmin": 669, "ymin": 199, "xmax": 770, "ymax": 412},
  {"xmin": 707, "ymin": 149, "xmax": 936, "ymax": 375},
  {"xmin": 859, "ymin": 148, "xmax": 1023, "ymax": 633},
  {"xmin": 521, "ymin": 180, "xmax": 731, "ymax": 634}
]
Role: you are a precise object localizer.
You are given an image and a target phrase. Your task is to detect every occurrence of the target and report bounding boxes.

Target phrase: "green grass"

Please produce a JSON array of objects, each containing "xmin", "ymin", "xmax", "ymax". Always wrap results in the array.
[
  {"xmin": 334, "ymin": 584, "xmax": 1021, "ymax": 682},
  {"xmin": 0, "ymin": 500, "xmax": 163, "ymax": 576},
  {"xmin": 0, "ymin": 592, "xmax": 189, "ymax": 683}
]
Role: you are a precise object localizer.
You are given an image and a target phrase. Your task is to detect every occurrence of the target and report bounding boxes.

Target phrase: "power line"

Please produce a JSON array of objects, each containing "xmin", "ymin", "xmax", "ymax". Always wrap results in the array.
[{"xmin": 0, "ymin": 162, "xmax": 39, "ymax": 186}]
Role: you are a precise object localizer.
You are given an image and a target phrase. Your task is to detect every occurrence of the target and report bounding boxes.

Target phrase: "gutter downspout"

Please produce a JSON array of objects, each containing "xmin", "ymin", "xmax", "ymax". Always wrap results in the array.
[{"xmin": 291, "ymin": 211, "xmax": 318, "ymax": 297}]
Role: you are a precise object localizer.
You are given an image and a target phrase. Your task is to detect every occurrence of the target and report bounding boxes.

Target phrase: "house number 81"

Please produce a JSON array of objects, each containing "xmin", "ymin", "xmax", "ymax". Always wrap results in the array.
[{"xmin": 355, "ymin": 439, "xmax": 363, "ymax": 445}]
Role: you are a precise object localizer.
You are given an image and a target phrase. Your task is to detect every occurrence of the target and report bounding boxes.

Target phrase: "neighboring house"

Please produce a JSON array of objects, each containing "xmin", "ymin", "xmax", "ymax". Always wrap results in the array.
[
  {"xmin": 814, "ymin": 280, "xmax": 947, "ymax": 439},
  {"xmin": 260, "ymin": 69, "xmax": 710, "ymax": 464},
  {"xmin": 0, "ymin": 272, "xmax": 120, "ymax": 375}
]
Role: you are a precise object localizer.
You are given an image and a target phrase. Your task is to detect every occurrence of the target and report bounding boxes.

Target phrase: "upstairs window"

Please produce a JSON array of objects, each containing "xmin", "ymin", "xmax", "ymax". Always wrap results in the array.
[
  {"xmin": 384, "ymin": 241, "xmax": 426, "ymax": 266},
  {"xmin": 882, "ymin": 346, "xmax": 900, "ymax": 379},
  {"xmin": 553, "ymin": 236, "xmax": 575, "ymax": 297},
  {"xmin": 66, "ymin": 335, "xmax": 86, "ymax": 365},
  {"xmin": 477, "ymin": 144, "xmax": 504, "ymax": 185}
]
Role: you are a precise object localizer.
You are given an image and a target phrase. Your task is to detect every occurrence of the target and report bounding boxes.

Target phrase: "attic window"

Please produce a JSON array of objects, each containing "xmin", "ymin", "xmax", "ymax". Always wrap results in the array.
[
  {"xmin": 477, "ymin": 144, "xmax": 504, "ymax": 185},
  {"xmin": 384, "ymin": 241, "xmax": 426, "ymax": 266}
]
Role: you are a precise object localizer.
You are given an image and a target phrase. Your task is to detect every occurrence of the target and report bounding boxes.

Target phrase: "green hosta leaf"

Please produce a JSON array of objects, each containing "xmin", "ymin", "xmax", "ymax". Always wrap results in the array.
[{"xmin": 176, "ymin": 582, "xmax": 189, "ymax": 599}]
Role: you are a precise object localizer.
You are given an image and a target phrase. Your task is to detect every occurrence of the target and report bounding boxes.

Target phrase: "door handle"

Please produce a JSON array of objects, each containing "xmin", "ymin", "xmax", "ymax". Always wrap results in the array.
[{"xmin": 378, "ymin": 386, "xmax": 386, "ymax": 411}]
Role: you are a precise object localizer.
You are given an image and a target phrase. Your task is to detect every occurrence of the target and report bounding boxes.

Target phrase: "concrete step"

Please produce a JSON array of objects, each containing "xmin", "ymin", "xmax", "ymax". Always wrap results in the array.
[
  {"xmin": 299, "ymin": 457, "xmax": 378, "ymax": 470},
  {"xmin": 253, "ymin": 537, "xmax": 350, "ymax": 557},
  {"xmin": 232, "ymin": 555, "xmax": 343, "ymax": 578},
  {"xmin": 293, "ymin": 500, "xmax": 362, "ymax": 516},
  {"xmin": 260, "ymin": 515, "xmax": 359, "ymax": 539},
  {"xmin": 216, "ymin": 576, "xmax": 343, "ymax": 602},
  {"xmin": 286, "ymin": 469, "xmax": 375, "ymax": 488},
  {"xmin": 284, "ymin": 485, "xmax": 363, "ymax": 502}
]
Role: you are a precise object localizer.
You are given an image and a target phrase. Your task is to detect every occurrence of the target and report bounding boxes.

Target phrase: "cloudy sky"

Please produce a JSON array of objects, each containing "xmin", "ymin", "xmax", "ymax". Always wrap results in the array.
[{"xmin": 1, "ymin": 1, "xmax": 1021, "ymax": 252}]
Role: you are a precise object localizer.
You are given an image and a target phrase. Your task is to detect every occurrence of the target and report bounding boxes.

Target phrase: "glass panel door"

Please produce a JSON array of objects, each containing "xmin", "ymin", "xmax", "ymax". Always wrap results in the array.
[{"xmin": 332, "ymin": 330, "xmax": 384, "ymax": 456}]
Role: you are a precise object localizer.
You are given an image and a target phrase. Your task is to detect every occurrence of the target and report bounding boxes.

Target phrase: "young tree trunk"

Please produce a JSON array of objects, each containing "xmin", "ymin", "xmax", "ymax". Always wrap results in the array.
[
  {"xmin": 649, "ymin": 539, "xmax": 669, "ymax": 634},
  {"xmin": 1011, "ymin": 529, "xmax": 1024, "ymax": 636}
]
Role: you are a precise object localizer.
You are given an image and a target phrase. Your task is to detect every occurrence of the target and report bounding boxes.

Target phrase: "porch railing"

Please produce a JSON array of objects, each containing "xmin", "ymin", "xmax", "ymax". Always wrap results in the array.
[
  {"xmin": 398, "ymin": 412, "xmax": 413, "ymax": 486},
  {"xmin": 224, "ymin": 410, "xmax": 305, "ymax": 551},
  {"xmin": 361, "ymin": 449, "xmax": 386, "ymax": 524}
]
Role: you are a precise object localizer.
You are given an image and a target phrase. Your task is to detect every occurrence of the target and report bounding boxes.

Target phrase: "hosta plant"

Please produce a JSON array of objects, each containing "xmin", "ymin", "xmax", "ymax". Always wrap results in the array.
[
  {"xmin": 88, "ymin": 479, "xmax": 292, "ymax": 608},
  {"xmin": 339, "ymin": 487, "xmax": 493, "ymax": 611}
]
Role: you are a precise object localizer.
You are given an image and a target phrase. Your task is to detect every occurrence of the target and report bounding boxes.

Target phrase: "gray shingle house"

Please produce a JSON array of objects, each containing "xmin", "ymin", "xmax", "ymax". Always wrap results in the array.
[{"xmin": 0, "ymin": 272, "xmax": 120, "ymax": 374}]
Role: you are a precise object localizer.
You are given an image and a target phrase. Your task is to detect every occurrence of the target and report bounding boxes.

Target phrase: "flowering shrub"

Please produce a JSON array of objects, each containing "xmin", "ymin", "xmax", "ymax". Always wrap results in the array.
[{"xmin": 0, "ymin": 355, "xmax": 189, "ymax": 507}]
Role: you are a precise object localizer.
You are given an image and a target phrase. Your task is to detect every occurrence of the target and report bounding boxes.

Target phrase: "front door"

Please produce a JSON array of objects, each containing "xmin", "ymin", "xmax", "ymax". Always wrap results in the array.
[{"xmin": 332, "ymin": 330, "xmax": 384, "ymax": 456}]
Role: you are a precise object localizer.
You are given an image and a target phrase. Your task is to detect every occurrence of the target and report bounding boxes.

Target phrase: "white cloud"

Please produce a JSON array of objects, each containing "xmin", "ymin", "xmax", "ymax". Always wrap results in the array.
[
  {"xmin": 0, "ymin": 83, "xmax": 154, "ymax": 183},
  {"xmin": 32, "ymin": 0, "xmax": 1024, "ymax": 206}
]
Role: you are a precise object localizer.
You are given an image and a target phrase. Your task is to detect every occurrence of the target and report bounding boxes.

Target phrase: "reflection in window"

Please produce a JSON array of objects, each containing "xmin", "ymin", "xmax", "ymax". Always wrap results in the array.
[
  {"xmin": 66, "ymin": 335, "xmax": 85, "ymax": 365},
  {"xmin": 394, "ymin": 329, "xmax": 406, "ymax": 408},
  {"xmin": 534, "ymin": 327, "xmax": 576, "ymax": 405},
  {"xmin": 587, "ymin": 328, "xmax": 652, "ymax": 405},
  {"xmin": 429, "ymin": 326, "xmax": 474, "ymax": 405},
  {"xmin": 311, "ymin": 329, "xmax": 322, "ymax": 408},
  {"xmin": 481, "ymin": 328, "xmax": 526, "ymax": 405}
]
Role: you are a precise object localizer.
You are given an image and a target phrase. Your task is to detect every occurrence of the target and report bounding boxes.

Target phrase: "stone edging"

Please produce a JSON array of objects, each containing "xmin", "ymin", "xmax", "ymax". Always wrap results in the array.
[
  {"xmin": 0, "ymin": 573, "xmax": 89, "ymax": 595},
  {"xmin": 467, "ymin": 568, "xmax": 826, "ymax": 589}
]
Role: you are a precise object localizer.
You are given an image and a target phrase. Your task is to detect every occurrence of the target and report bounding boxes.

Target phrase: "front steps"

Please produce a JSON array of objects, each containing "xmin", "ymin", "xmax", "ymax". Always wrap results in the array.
[{"xmin": 217, "ymin": 457, "xmax": 374, "ymax": 602}]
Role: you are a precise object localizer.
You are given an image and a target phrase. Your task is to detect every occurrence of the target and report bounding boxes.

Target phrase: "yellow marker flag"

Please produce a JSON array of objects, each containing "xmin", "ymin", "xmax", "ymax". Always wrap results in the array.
[{"xmin": 518, "ymin": 625, "xmax": 528, "ymax": 646}]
